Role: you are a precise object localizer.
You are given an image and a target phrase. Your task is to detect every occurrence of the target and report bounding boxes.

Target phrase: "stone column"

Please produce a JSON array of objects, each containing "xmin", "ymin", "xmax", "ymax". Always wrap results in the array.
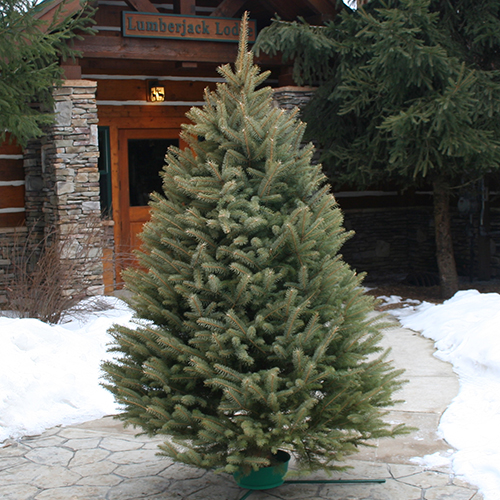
[
  {"xmin": 24, "ymin": 138, "xmax": 45, "ymax": 238},
  {"xmin": 40, "ymin": 80, "xmax": 104, "ymax": 296}
]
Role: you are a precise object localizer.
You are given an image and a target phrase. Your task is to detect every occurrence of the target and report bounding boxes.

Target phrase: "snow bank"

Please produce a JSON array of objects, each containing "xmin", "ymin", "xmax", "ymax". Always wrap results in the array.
[
  {"xmin": 0, "ymin": 297, "xmax": 133, "ymax": 442},
  {"xmin": 392, "ymin": 290, "xmax": 500, "ymax": 500}
]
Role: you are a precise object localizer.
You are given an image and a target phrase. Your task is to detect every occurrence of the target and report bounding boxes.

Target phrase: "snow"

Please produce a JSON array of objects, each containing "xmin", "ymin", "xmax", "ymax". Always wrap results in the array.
[
  {"xmin": 1, "ymin": 290, "xmax": 500, "ymax": 499},
  {"xmin": 0, "ymin": 297, "xmax": 134, "ymax": 442},
  {"xmin": 387, "ymin": 290, "xmax": 500, "ymax": 499},
  {"xmin": 410, "ymin": 449, "xmax": 455, "ymax": 469}
]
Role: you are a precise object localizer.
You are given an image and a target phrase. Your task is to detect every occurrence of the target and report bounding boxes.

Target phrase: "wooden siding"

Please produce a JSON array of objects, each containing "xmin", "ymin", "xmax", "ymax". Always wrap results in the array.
[
  {"xmin": 96, "ymin": 78, "xmax": 217, "ymax": 102},
  {"xmin": 0, "ymin": 136, "xmax": 25, "ymax": 227}
]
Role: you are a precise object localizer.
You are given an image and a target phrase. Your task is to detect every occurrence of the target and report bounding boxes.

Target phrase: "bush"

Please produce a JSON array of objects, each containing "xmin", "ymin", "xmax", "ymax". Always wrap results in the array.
[{"xmin": 3, "ymin": 216, "xmax": 107, "ymax": 324}]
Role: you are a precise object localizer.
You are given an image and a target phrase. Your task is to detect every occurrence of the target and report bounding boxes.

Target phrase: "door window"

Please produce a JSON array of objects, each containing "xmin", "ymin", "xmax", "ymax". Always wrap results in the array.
[{"xmin": 127, "ymin": 138, "xmax": 178, "ymax": 206}]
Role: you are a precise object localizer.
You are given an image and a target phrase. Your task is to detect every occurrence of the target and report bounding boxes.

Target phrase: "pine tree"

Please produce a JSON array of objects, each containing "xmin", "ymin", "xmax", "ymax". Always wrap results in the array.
[
  {"xmin": 254, "ymin": 0, "xmax": 500, "ymax": 298},
  {"xmin": 0, "ymin": 0, "xmax": 95, "ymax": 146},
  {"xmin": 102, "ymin": 14, "xmax": 406, "ymax": 475}
]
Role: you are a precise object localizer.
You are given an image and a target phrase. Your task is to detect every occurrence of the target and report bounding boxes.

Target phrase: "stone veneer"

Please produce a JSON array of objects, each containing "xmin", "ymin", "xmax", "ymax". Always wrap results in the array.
[
  {"xmin": 272, "ymin": 85, "xmax": 316, "ymax": 113},
  {"xmin": 38, "ymin": 80, "xmax": 104, "ymax": 296},
  {"xmin": 1, "ymin": 80, "xmax": 105, "ymax": 302},
  {"xmin": 4, "ymin": 80, "xmax": 103, "ymax": 302},
  {"xmin": 0, "ymin": 227, "xmax": 28, "ymax": 304}
]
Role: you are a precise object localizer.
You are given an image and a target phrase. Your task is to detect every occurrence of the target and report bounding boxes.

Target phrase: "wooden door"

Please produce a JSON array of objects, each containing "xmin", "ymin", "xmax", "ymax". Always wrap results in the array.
[{"xmin": 117, "ymin": 128, "xmax": 180, "ymax": 270}]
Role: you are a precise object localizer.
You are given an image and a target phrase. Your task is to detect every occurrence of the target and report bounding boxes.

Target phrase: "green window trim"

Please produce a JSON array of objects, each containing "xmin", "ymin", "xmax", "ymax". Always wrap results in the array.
[{"xmin": 98, "ymin": 126, "xmax": 112, "ymax": 216}]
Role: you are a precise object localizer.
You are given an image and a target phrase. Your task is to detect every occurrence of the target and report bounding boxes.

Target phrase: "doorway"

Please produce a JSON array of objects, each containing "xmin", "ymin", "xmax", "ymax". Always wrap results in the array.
[{"xmin": 116, "ymin": 128, "xmax": 180, "ymax": 272}]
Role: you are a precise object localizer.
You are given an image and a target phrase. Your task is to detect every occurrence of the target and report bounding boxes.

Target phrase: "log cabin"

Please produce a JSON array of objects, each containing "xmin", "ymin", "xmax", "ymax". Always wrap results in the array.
[{"xmin": 0, "ymin": 0, "xmax": 337, "ymax": 300}]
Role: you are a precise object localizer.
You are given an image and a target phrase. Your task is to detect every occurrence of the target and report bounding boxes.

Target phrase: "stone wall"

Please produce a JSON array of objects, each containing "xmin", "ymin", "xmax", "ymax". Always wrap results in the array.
[
  {"xmin": 37, "ymin": 80, "xmax": 104, "ymax": 296},
  {"xmin": 272, "ymin": 86, "xmax": 316, "ymax": 114},
  {"xmin": 1, "ymin": 80, "xmax": 105, "ymax": 303},
  {"xmin": 23, "ymin": 139, "xmax": 45, "ymax": 238},
  {"xmin": 490, "ymin": 208, "xmax": 500, "ymax": 277},
  {"xmin": 0, "ymin": 227, "xmax": 27, "ymax": 305},
  {"xmin": 341, "ymin": 203, "xmax": 500, "ymax": 283},
  {"xmin": 341, "ymin": 207, "xmax": 437, "ymax": 282},
  {"xmin": 452, "ymin": 205, "xmax": 500, "ymax": 281}
]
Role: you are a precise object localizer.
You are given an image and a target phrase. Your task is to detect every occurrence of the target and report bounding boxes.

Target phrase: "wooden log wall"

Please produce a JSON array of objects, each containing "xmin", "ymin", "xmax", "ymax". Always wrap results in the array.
[{"xmin": 0, "ymin": 135, "xmax": 25, "ymax": 228}]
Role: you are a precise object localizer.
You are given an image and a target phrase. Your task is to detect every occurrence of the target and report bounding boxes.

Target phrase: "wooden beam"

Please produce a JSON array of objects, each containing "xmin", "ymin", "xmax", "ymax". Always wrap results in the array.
[
  {"xmin": 124, "ymin": 0, "xmax": 159, "ymax": 13},
  {"xmin": 303, "ymin": 0, "xmax": 337, "ymax": 19},
  {"xmin": 210, "ymin": 0, "xmax": 247, "ymax": 18},
  {"xmin": 0, "ymin": 159, "xmax": 24, "ymax": 181},
  {"xmin": 75, "ymin": 36, "xmax": 236, "ymax": 63},
  {"xmin": 61, "ymin": 60, "xmax": 82, "ymax": 80},
  {"xmin": 35, "ymin": 0, "xmax": 81, "ymax": 22},
  {"xmin": 75, "ymin": 35, "xmax": 281, "ymax": 64},
  {"xmin": 96, "ymin": 79, "xmax": 216, "ymax": 102},
  {"xmin": 0, "ymin": 213, "xmax": 25, "ymax": 227},
  {"xmin": 178, "ymin": 0, "xmax": 196, "ymax": 15},
  {"xmin": 177, "ymin": 62, "xmax": 198, "ymax": 68},
  {"xmin": 0, "ymin": 135, "xmax": 22, "ymax": 155},
  {"xmin": 0, "ymin": 186, "xmax": 25, "ymax": 210}
]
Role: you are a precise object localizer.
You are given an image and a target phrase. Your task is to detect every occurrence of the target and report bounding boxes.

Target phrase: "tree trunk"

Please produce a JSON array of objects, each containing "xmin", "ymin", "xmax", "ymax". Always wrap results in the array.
[{"xmin": 433, "ymin": 178, "xmax": 459, "ymax": 299}]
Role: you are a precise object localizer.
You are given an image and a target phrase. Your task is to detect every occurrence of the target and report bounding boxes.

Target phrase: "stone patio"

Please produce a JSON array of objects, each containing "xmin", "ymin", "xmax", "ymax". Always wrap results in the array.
[{"xmin": 0, "ymin": 319, "xmax": 484, "ymax": 500}]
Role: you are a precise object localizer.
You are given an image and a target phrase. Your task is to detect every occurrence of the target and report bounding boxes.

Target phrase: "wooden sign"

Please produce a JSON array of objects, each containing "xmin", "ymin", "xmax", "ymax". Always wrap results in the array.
[{"xmin": 122, "ymin": 13, "xmax": 256, "ymax": 43}]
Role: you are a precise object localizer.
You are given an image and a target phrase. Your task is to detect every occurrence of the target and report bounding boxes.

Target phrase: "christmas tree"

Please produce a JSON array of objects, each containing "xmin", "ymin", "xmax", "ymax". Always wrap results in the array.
[{"xmin": 102, "ymin": 13, "xmax": 406, "ymax": 475}]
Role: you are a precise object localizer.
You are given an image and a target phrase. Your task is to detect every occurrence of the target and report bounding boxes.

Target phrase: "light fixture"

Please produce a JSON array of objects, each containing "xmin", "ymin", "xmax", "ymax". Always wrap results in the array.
[{"xmin": 148, "ymin": 80, "xmax": 165, "ymax": 102}]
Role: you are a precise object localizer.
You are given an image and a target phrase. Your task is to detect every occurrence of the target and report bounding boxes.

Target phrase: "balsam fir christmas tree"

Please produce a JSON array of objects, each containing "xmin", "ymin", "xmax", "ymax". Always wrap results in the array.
[{"xmin": 102, "ymin": 13, "xmax": 406, "ymax": 475}]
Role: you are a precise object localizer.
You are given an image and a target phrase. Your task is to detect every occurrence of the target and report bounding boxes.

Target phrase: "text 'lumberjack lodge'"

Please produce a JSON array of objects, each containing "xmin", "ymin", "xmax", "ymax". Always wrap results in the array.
[{"xmin": 123, "ymin": 13, "xmax": 256, "ymax": 42}]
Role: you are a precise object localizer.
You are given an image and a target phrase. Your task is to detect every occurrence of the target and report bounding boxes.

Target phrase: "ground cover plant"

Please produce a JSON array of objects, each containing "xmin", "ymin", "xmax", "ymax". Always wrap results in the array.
[{"xmin": 102, "ymin": 15, "xmax": 407, "ymax": 475}]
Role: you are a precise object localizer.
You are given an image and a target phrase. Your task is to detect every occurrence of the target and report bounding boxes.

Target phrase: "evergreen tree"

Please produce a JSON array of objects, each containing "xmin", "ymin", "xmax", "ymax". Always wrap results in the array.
[
  {"xmin": 254, "ymin": 0, "xmax": 500, "ymax": 298},
  {"xmin": 102, "ymin": 14, "xmax": 406, "ymax": 475},
  {"xmin": 0, "ymin": 0, "xmax": 95, "ymax": 146}
]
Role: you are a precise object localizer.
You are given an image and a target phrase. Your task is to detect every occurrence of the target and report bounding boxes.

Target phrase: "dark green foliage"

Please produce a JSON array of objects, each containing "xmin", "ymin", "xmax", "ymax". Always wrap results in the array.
[
  {"xmin": 255, "ymin": 0, "xmax": 500, "ymax": 187},
  {"xmin": 102, "ymin": 15, "xmax": 406, "ymax": 474},
  {"xmin": 0, "ymin": 0, "xmax": 96, "ymax": 146},
  {"xmin": 254, "ymin": 0, "xmax": 500, "ymax": 297}
]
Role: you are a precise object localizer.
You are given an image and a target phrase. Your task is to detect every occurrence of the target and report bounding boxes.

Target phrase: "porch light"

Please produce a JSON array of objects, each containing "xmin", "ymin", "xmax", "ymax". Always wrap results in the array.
[{"xmin": 148, "ymin": 80, "xmax": 165, "ymax": 102}]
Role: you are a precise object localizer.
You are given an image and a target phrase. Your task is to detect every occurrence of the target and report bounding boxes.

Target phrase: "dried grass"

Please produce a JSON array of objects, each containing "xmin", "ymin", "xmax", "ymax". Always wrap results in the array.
[{"xmin": 3, "ymin": 216, "xmax": 111, "ymax": 324}]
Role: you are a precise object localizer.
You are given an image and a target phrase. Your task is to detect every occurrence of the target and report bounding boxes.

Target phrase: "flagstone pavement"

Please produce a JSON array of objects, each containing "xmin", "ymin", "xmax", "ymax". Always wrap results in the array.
[{"xmin": 0, "ymin": 317, "xmax": 484, "ymax": 500}]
